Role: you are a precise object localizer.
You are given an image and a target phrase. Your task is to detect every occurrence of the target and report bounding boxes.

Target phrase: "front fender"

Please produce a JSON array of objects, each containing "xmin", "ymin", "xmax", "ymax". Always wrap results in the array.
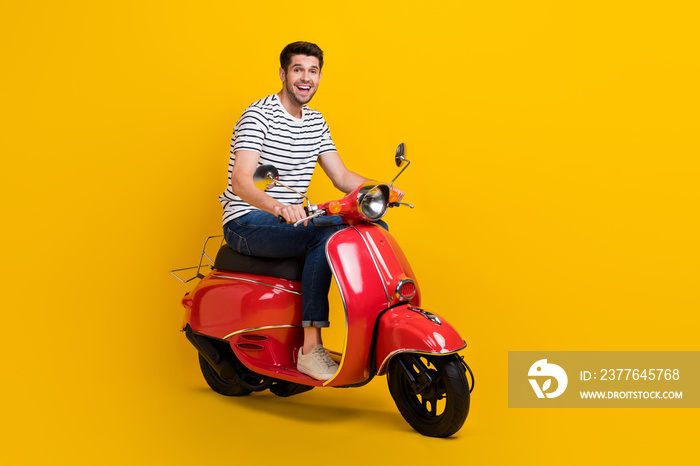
[{"xmin": 375, "ymin": 304, "xmax": 466, "ymax": 375}]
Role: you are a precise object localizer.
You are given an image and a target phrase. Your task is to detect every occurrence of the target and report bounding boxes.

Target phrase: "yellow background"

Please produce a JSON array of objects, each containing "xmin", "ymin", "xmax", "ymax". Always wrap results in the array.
[{"xmin": 2, "ymin": 1, "xmax": 698, "ymax": 464}]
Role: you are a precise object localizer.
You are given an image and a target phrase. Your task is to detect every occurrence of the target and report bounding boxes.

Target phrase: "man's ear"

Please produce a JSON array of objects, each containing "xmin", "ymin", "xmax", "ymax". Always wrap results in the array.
[{"xmin": 279, "ymin": 67, "xmax": 285, "ymax": 82}]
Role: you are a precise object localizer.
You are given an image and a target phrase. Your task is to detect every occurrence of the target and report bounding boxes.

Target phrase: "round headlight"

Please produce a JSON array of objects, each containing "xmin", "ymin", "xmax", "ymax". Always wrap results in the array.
[{"xmin": 358, "ymin": 185, "xmax": 389, "ymax": 221}]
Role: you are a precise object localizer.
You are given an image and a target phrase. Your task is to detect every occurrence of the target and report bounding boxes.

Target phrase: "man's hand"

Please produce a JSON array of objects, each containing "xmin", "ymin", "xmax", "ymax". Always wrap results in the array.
[
  {"xmin": 275, "ymin": 204, "xmax": 309, "ymax": 227},
  {"xmin": 392, "ymin": 188, "xmax": 405, "ymax": 202}
]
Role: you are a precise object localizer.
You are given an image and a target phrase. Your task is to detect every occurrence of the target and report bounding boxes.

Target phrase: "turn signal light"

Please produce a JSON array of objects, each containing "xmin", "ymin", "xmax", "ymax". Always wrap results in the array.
[
  {"xmin": 329, "ymin": 200, "xmax": 341, "ymax": 214},
  {"xmin": 396, "ymin": 279, "xmax": 417, "ymax": 300},
  {"xmin": 389, "ymin": 190, "xmax": 399, "ymax": 203}
]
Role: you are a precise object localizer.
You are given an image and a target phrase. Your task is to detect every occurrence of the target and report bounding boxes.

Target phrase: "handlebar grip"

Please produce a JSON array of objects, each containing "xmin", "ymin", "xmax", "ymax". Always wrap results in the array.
[{"xmin": 278, "ymin": 205, "xmax": 311, "ymax": 224}]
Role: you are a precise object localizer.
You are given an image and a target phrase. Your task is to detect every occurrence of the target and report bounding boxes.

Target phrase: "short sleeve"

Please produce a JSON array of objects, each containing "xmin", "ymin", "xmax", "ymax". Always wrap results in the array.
[
  {"xmin": 318, "ymin": 120, "xmax": 337, "ymax": 155},
  {"xmin": 232, "ymin": 107, "xmax": 269, "ymax": 154}
]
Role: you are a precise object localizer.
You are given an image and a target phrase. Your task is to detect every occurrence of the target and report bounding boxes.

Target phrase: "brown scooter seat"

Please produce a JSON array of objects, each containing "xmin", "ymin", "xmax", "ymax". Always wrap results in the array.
[{"xmin": 213, "ymin": 245, "xmax": 304, "ymax": 282}]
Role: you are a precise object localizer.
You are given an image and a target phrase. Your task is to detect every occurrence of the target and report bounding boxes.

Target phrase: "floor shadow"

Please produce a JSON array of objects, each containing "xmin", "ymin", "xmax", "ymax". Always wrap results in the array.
[{"xmin": 193, "ymin": 386, "xmax": 407, "ymax": 431}]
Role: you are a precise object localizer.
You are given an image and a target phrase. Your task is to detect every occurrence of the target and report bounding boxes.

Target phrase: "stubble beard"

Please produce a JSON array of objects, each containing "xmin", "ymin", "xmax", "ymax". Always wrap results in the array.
[{"xmin": 285, "ymin": 79, "xmax": 316, "ymax": 106}]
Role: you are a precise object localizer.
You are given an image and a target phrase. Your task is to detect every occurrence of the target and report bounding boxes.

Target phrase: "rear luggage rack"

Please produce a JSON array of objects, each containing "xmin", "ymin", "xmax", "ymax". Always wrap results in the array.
[{"xmin": 169, "ymin": 235, "xmax": 223, "ymax": 283}]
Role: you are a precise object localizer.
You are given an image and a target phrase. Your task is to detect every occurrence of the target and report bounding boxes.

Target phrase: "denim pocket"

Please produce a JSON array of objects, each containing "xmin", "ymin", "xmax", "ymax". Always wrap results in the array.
[{"xmin": 224, "ymin": 221, "xmax": 254, "ymax": 255}]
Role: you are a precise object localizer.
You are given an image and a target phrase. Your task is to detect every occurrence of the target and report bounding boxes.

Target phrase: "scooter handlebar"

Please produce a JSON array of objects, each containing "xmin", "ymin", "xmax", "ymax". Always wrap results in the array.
[
  {"xmin": 278, "ymin": 188, "xmax": 413, "ymax": 227},
  {"xmin": 277, "ymin": 206, "xmax": 317, "ymax": 225}
]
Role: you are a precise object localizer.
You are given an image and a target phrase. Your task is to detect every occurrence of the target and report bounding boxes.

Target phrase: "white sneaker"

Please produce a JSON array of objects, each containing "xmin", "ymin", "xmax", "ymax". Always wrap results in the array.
[{"xmin": 297, "ymin": 345, "xmax": 339, "ymax": 381}]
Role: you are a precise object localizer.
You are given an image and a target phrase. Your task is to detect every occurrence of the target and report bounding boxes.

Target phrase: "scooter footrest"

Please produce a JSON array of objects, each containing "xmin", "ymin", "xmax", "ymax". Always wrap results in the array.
[{"xmin": 270, "ymin": 380, "xmax": 314, "ymax": 397}]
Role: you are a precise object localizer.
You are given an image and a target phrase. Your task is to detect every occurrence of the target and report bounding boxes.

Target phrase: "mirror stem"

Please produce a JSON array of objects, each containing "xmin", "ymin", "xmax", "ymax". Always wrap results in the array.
[
  {"xmin": 389, "ymin": 158, "xmax": 411, "ymax": 191},
  {"xmin": 269, "ymin": 176, "xmax": 311, "ymax": 207}
]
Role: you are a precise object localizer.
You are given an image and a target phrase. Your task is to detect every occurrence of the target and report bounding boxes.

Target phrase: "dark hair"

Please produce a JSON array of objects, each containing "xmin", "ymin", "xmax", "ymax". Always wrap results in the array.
[{"xmin": 280, "ymin": 41, "xmax": 324, "ymax": 72}]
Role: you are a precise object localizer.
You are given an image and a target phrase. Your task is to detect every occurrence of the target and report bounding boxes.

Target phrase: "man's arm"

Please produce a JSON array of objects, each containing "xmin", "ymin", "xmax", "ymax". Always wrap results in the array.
[
  {"xmin": 230, "ymin": 150, "xmax": 308, "ymax": 224},
  {"xmin": 319, "ymin": 151, "xmax": 405, "ymax": 200},
  {"xmin": 318, "ymin": 151, "xmax": 370, "ymax": 193}
]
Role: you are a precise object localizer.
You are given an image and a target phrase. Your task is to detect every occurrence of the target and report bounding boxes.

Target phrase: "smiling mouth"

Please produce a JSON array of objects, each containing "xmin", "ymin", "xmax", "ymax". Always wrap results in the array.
[{"xmin": 296, "ymin": 84, "xmax": 312, "ymax": 93}]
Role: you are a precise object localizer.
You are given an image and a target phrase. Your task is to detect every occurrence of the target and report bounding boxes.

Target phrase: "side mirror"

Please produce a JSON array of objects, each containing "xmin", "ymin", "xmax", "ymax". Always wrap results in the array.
[
  {"xmin": 394, "ymin": 143, "xmax": 407, "ymax": 167},
  {"xmin": 251, "ymin": 164, "xmax": 312, "ymax": 207},
  {"xmin": 253, "ymin": 164, "xmax": 279, "ymax": 190},
  {"xmin": 390, "ymin": 143, "xmax": 410, "ymax": 190}
]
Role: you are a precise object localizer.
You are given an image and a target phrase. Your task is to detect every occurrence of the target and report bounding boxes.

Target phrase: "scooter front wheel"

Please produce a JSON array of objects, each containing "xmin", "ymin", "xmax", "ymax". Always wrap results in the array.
[
  {"xmin": 387, "ymin": 353, "xmax": 469, "ymax": 437},
  {"xmin": 198, "ymin": 353, "xmax": 252, "ymax": 397}
]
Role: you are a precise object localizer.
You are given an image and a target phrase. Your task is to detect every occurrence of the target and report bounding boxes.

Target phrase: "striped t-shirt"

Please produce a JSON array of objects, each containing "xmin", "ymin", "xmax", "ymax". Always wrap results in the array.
[{"xmin": 219, "ymin": 94, "xmax": 337, "ymax": 225}]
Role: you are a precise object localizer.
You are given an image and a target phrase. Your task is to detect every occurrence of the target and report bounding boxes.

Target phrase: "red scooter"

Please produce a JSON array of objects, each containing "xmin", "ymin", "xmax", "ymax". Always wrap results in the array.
[{"xmin": 172, "ymin": 144, "xmax": 474, "ymax": 437}]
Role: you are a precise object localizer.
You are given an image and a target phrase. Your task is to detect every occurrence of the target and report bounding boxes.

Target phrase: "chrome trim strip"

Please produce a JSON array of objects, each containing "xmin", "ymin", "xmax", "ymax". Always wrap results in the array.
[
  {"xmin": 407, "ymin": 305, "xmax": 441, "ymax": 325},
  {"xmin": 377, "ymin": 343, "xmax": 468, "ymax": 375},
  {"xmin": 223, "ymin": 324, "xmax": 300, "ymax": 340},
  {"xmin": 211, "ymin": 274, "xmax": 302, "ymax": 295},
  {"xmin": 354, "ymin": 226, "xmax": 391, "ymax": 305}
]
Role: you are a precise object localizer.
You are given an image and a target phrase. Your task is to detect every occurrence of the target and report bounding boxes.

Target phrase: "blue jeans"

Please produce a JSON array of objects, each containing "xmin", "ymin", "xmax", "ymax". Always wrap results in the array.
[{"xmin": 223, "ymin": 210, "xmax": 345, "ymax": 328}]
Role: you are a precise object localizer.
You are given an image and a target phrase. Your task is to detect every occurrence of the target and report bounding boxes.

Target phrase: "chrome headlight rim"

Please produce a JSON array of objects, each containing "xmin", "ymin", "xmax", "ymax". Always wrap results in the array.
[{"xmin": 357, "ymin": 183, "xmax": 390, "ymax": 221}]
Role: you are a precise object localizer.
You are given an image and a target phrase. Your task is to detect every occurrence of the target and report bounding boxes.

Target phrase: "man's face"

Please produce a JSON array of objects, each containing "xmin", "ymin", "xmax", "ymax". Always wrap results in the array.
[{"xmin": 280, "ymin": 54, "xmax": 322, "ymax": 105}]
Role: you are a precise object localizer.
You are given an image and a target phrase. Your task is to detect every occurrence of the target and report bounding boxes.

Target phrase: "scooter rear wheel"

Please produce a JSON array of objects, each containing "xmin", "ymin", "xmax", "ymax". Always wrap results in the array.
[
  {"xmin": 198, "ymin": 353, "xmax": 252, "ymax": 397},
  {"xmin": 387, "ymin": 353, "xmax": 469, "ymax": 437}
]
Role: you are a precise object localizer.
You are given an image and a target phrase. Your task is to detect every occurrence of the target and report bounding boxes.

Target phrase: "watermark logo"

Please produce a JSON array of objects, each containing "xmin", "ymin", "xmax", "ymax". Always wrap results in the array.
[
  {"xmin": 510, "ymin": 352, "xmax": 697, "ymax": 408},
  {"xmin": 528, "ymin": 359, "xmax": 568, "ymax": 398}
]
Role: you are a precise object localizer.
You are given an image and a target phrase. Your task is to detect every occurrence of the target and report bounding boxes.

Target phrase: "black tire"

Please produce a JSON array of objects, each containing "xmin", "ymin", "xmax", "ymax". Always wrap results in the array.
[
  {"xmin": 387, "ymin": 353, "xmax": 470, "ymax": 437},
  {"xmin": 198, "ymin": 353, "xmax": 252, "ymax": 397}
]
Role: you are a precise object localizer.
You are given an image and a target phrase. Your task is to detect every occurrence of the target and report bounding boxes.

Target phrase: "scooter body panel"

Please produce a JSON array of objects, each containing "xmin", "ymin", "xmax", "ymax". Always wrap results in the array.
[
  {"xmin": 374, "ymin": 304, "xmax": 466, "ymax": 375},
  {"xmin": 324, "ymin": 223, "xmax": 423, "ymax": 387},
  {"xmin": 183, "ymin": 271, "xmax": 302, "ymax": 339},
  {"xmin": 182, "ymin": 270, "xmax": 328, "ymax": 385}
]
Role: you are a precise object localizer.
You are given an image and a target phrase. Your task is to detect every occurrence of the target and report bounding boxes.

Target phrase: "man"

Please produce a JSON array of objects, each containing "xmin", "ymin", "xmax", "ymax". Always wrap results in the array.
[{"xmin": 219, "ymin": 41, "xmax": 402, "ymax": 381}]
